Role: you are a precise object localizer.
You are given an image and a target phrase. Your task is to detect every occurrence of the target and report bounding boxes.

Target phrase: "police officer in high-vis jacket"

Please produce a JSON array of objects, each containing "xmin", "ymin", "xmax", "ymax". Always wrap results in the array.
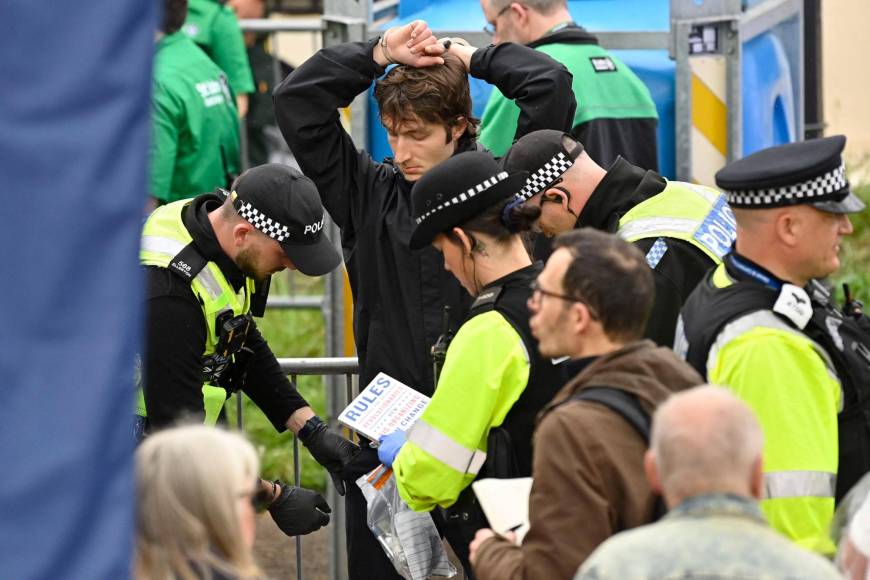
[
  {"xmin": 675, "ymin": 135, "xmax": 870, "ymax": 555},
  {"xmin": 500, "ymin": 129, "xmax": 736, "ymax": 346},
  {"xmin": 138, "ymin": 163, "xmax": 360, "ymax": 535},
  {"xmin": 376, "ymin": 152, "xmax": 565, "ymax": 575}
]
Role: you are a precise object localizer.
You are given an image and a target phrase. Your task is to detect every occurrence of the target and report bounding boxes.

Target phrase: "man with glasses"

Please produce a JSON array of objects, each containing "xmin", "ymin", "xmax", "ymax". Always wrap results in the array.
[
  {"xmin": 478, "ymin": 0, "xmax": 659, "ymax": 172},
  {"xmin": 500, "ymin": 129, "xmax": 735, "ymax": 346},
  {"xmin": 468, "ymin": 228, "xmax": 702, "ymax": 580}
]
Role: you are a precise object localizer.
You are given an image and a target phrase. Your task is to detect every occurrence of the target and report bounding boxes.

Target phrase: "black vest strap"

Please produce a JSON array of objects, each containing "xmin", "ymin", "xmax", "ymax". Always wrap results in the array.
[
  {"xmin": 469, "ymin": 284, "xmax": 503, "ymax": 313},
  {"xmin": 468, "ymin": 283, "xmax": 537, "ymax": 354},
  {"xmin": 569, "ymin": 387, "xmax": 668, "ymax": 522},
  {"xmin": 168, "ymin": 241, "xmax": 209, "ymax": 283},
  {"xmin": 572, "ymin": 387, "xmax": 651, "ymax": 441}
]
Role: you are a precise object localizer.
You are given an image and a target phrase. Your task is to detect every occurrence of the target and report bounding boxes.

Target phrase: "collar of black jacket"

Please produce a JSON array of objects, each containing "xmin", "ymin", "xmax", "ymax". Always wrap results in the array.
[
  {"xmin": 528, "ymin": 23, "xmax": 598, "ymax": 48},
  {"xmin": 481, "ymin": 261, "xmax": 543, "ymax": 293},
  {"xmin": 183, "ymin": 192, "xmax": 247, "ymax": 292},
  {"xmin": 578, "ymin": 157, "xmax": 667, "ymax": 231}
]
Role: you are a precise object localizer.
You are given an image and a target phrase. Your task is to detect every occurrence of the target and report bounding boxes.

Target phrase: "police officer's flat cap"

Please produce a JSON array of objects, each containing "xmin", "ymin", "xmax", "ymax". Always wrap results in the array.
[
  {"xmin": 409, "ymin": 151, "xmax": 527, "ymax": 250},
  {"xmin": 715, "ymin": 135, "xmax": 864, "ymax": 214},
  {"xmin": 500, "ymin": 130, "xmax": 585, "ymax": 203}
]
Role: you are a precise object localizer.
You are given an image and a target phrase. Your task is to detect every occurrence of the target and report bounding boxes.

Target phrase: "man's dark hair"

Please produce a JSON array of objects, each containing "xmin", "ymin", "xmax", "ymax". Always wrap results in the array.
[
  {"xmin": 553, "ymin": 228, "xmax": 654, "ymax": 342},
  {"xmin": 374, "ymin": 53, "xmax": 479, "ymax": 147},
  {"xmin": 162, "ymin": 0, "xmax": 188, "ymax": 34}
]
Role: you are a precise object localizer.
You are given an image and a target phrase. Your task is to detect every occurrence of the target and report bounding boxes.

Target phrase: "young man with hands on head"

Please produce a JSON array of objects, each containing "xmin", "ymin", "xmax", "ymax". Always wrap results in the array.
[{"xmin": 275, "ymin": 19, "xmax": 575, "ymax": 579}]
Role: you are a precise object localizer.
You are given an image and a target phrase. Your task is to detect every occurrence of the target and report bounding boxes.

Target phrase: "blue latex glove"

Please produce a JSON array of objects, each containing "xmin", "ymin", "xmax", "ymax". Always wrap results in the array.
[{"xmin": 378, "ymin": 430, "xmax": 407, "ymax": 467}]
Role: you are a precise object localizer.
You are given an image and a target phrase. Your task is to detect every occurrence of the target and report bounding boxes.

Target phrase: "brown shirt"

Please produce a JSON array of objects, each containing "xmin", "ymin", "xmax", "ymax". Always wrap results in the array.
[{"xmin": 473, "ymin": 340, "xmax": 703, "ymax": 580}]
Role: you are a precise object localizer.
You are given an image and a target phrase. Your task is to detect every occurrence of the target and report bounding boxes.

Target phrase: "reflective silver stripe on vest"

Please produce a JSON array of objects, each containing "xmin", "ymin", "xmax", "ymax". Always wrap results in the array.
[
  {"xmin": 707, "ymin": 310, "xmax": 843, "ymax": 411},
  {"xmin": 617, "ymin": 216, "xmax": 700, "ymax": 241},
  {"xmin": 683, "ymin": 182, "xmax": 721, "ymax": 205},
  {"xmin": 764, "ymin": 470, "xmax": 836, "ymax": 499},
  {"xmin": 141, "ymin": 235, "xmax": 223, "ymax": 300},
  {"xmin": 707, "ymin": 310, "xmax": 835, "ymax": 376},
  {"xmin": 407, "ymin": 419, "xmax": 487, "ymax": 475}
]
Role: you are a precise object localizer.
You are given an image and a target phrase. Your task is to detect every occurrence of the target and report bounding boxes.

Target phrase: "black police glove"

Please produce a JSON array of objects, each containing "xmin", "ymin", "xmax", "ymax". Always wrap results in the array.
[
  {"xmin": 268, "ymin": 482, "xmax": 331, "ymax": 537},
  {"xmin": 298, "ymin": 416, "xmax": 360, "ymax": 496}
]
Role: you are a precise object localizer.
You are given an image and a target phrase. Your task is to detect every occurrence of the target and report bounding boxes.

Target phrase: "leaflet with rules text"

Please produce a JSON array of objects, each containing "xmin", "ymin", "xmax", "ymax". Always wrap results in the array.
[{"xmin": 338, "ymin": 372, "xmax": 430, "ymax": 441}]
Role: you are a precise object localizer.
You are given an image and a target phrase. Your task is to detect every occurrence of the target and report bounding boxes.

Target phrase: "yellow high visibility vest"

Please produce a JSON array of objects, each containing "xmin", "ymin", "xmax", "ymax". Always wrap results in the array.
[
  {"xmin": 618, "ymin": 180, "xmax": 735, "ymax": 263},
  {"xmin": 137, "ymin": 199, "xmax": 254, "ymax": 425}
]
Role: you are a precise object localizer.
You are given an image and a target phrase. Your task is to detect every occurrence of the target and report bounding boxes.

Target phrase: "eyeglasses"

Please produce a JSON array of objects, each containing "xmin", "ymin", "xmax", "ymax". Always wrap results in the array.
[
  {"xmin": 483, "ymin": 4, "xmax": 512, "ymax": 36},
  {"xmin": 529, "ymin": 280, "xmax": 598, "ymax": 319}
]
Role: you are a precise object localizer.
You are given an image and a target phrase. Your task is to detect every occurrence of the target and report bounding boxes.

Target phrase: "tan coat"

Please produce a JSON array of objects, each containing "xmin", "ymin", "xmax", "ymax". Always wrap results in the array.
[{"xmin": 472, "ymin": 340, "xmax": 703, "ymax": 580}]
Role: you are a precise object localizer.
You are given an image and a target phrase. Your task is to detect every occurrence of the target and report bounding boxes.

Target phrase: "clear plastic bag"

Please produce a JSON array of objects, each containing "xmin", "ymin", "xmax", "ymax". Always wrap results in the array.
[{"xmin": 356, "ymin": 465, "xmax": 456, "ymax": 580}]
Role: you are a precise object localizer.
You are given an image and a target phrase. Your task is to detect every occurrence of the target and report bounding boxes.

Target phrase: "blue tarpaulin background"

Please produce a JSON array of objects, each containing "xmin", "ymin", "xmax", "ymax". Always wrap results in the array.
[{"xmin": 0, "ymin": 1, "xmax": 155, "ymax": 577}]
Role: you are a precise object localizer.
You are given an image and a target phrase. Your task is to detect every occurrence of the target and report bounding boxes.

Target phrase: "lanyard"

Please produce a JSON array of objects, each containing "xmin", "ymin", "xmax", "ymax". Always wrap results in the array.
[
  {"xmin": 727, "ymin": 254, "xmax": 782, "ymax": 291},
  {"xmin": 546, "ymin": 21, "xmax": 575, "ymax": 34}
]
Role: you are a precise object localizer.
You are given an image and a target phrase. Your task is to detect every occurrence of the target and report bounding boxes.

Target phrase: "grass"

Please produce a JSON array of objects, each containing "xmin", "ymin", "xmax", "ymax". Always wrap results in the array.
[{"xmin": 835, "ymin": 177, "xmax": 870, "ymax": 305}]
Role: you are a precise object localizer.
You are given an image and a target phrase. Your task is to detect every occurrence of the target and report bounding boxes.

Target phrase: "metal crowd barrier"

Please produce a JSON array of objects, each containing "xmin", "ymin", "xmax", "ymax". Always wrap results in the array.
[{"xmin": 236, "ymin": 357, "xmax": 358, "ymax": 580}]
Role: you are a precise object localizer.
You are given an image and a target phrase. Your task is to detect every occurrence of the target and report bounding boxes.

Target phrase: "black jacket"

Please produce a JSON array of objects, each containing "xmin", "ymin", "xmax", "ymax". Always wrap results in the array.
[
  {"xmin": 274, "ymin": 40, "xmax": 575, "ymax": 393},
  {"xmin": 143, "ymin": 194, "xmax": 308, "ymax": 431},
  {"xmin": 580, "ymin": 158, "xmax": 716, "ymax": 346}
]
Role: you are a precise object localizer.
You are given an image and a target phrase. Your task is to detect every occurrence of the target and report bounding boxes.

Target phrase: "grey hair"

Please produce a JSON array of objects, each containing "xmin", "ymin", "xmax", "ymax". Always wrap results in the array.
[
  {"xmin": 134, "ymin": 425, "xmax": 262, "ymax": 580},
  {"xmin": 651, "ymin": 385, "xmax": 764, "ymax": 500},
  {"xmin": 488, "ymin": 0, "xmax": 567, "ymax": 14}
]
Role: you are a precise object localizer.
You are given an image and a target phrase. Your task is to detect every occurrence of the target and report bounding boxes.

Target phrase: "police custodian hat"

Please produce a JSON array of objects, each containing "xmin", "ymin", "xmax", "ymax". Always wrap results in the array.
[
  {"xmin": 409, "ymin": 151, "xmax": 527, "ymax": 250},
  {"xmin": 715, "ymin": 135, "xmax": 865, "ymax": 214}
]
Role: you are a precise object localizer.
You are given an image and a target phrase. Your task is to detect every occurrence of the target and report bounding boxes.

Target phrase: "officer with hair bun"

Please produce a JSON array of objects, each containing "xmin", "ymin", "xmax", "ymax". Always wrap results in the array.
[
  {"xmin": 376, "ymin": 151, "xmax": 565, "ymax": 575},
  {"xmin": 676, "ymin": 135, "xmax": 870, "ymax": 555}
]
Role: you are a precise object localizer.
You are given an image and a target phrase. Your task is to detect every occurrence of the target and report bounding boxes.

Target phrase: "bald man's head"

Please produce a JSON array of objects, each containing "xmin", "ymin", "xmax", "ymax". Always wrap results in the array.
[{"xmin": 648, "ymin": 386, "xmax": 764, "ymax": 506}]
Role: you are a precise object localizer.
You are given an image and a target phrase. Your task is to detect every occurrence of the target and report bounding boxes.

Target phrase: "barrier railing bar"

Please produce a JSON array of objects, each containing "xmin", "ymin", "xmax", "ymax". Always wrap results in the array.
[
  {"xmin": 372, "ymin": 0, "xmax": 399, "ymax": 13},
  {"xmin": 278, "ymin": 357, "xmax": 359, "ymax": 375},
  {"xmin": 239, "ymin": 18, "xmax": 324, "ymax": 32},
  {"xmin": 291, "ymin": 373, "xmax": 304, "ymax": 580},
  {"xmin": 267, "ymin": 295, "xmax": 324, "ymax": 310},
  {"xmin": 234, "ymin": 360, "xmax": 358, "ymax": 579}
]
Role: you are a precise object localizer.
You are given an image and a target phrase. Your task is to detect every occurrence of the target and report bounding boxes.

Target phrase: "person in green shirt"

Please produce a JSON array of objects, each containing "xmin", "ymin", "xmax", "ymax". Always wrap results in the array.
[
  {"xmin": 150, "ymin": 0, "xmax": 241, "ymax": 207},
  {"xmin": 479, "ymin": 0, "xmax": 659, "ymax": 172},
  {"xmin": 182, "ymin": 0, "xmax": 255, "ymax": 117}
]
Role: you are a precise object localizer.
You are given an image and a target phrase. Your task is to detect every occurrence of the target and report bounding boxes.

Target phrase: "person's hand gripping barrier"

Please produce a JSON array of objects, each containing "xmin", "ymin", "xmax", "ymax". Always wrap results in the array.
[{"xmin": 268, "ymin": 482, "xmax": 332, "ymax": 536}]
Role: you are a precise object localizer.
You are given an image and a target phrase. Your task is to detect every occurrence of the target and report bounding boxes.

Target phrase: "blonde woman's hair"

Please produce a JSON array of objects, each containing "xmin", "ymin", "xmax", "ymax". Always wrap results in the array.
[{"xmin": 134, "ymin": 425, "xmax": 262, "ymax": 580}]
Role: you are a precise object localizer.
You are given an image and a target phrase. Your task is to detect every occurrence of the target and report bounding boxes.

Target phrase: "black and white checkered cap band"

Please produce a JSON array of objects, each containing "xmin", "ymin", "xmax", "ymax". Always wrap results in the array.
[
  {"xmin": 237, "ymin": 201, "xmax": 290, "ymax": 242},
  {"xmin": 516, "ymin": 151, "xmax": 574, "ymax": 202},
  {"xmin": 724, "ymin": 163, "xmax": 848, "ymax": 207},
  {"xmin": 415, "ymin": 171, "xmax": 510, "ymax": 225}
]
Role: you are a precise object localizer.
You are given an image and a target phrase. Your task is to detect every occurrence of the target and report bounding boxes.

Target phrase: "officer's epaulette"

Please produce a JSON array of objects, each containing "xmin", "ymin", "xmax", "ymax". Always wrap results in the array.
[
  {"xmin": 168, "ymin": 242, "xmax": 209, "ymax": 283},
  {"xmin": 470, "ymin": 284, "xmax": 504, "ymax": 313}
]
